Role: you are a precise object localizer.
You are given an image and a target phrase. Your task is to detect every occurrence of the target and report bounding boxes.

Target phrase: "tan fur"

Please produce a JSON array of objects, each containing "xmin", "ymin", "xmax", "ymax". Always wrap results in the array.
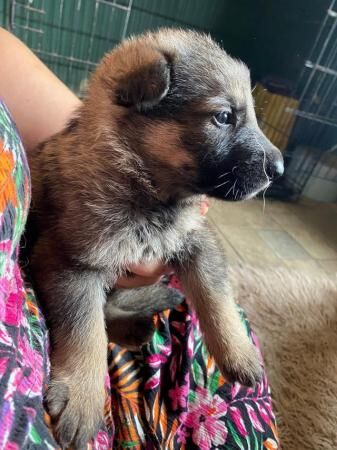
[
  {"xmin": 230, "ymin": 266, "xmax": 337, "ymax": 450},
  {"xmin": 143, "ymin": 121, "xmax": 195, "ymax": 169}
]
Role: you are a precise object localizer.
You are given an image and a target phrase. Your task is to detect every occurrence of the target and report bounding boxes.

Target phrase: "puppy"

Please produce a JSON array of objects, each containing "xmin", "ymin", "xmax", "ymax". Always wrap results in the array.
[{"xmin": 26, "ymin": 29, "xmax": 284, "ymax": 448}]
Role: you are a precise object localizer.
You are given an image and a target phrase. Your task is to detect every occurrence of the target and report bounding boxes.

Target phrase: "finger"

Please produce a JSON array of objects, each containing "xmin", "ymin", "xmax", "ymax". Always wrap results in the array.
[
  {"xmin": 116, "ymin": 274, "xmax": 162, "ymax": 289},
  {"xmin": 200, "ymin": 195, "xmax": 209, "ymax": 216},
  {"xmin": 128, "ymin": 261, "xmax": 167, "ymax": 278}
]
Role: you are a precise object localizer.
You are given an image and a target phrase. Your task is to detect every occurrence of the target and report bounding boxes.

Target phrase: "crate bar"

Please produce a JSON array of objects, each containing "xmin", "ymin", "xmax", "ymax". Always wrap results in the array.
[
  {"xmin": 67, "ymin": 0, "xmax": 84, "ymax": 92},
  {"xmin": 286, "ymin": 107, "xmax": 337, "ymax": 127},
  {"xmin": 85, "ymin": 0, "xmax": 100, "ymax": 76},
  {"xmin": 15, "ymin": 3, "xmax": 45, "ymax": 15},
  {"xmin": 303, "ymin": 28, "xmax": 337, "ymax": 114},
  {"xmin": 305, "ymin": 61, "xmax": 337, "ymax": 77},
  {"xmin": 305, "ymin": 28, "xmax": 337, "ymax": 116},
  {"xmin": 316, "ymin": 76, "xmax": 337, "ymax": 118},
  {"xmin": 295, "ymin": 0, "xmax": 336, "ymax": 96},
  {"xmin": 299, "ymin": 1, "xmax": 337, "ymax": 104},
  {"xmin": 96, "ymin": 0, "xmax": 130, "ymax": 12},
  {"xmin": 318, "ymin": 60, "xmax": 337, "ymax": 118},
  {"xmin": 52, "ymin": 0, "xmax": 64, "ymax": 56},
  {"xmin": 14, "ymin": 24, "xmax": 43, "ymax": 33},
  {"xmin": 121, "ymin": 0, "xmax": 133, "ymax": 40},
  {"xmin": 33, "ymin": 49, "xmax": 97, "ymax": 67}
]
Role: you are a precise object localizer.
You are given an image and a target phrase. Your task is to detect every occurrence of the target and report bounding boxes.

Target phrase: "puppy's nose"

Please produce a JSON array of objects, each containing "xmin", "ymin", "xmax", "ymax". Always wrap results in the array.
[
  {"xmin": 267, "ymin": 152, "xmax": 284, "ymax": 180},
  {"xmin": 273, "ymin": 159, "xmax": 284, "ymax": 179}
]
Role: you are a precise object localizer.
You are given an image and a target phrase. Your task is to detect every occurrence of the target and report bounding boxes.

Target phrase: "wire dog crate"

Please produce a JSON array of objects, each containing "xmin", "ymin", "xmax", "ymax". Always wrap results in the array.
[{"xmin": 280, "ymin": 0, "xmax": 337, "ymax": 201}]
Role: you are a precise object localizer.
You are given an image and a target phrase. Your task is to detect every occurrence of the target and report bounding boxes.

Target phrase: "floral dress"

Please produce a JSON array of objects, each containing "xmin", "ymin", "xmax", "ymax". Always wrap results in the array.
[{"xmin": 0, "ymin": 100, "xmax": 279, "ymax": 450}]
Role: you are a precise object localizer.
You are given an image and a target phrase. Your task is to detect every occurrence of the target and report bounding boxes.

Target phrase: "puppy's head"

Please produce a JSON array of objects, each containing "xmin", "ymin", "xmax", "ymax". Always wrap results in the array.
[{"xmin": 89, "ymin": 29, "xmax": 283, "ymax": 201}]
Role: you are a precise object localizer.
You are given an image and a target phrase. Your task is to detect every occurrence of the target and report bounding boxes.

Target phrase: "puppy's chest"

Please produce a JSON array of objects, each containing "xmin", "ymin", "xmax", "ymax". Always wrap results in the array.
[{"xmin": 87, "ymin": 204, "xmax": 204, "ymax": 270}]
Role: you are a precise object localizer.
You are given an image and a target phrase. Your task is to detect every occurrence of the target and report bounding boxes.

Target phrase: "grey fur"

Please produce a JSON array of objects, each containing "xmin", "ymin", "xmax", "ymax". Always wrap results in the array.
[{"xmin": 105, "ymin": 284, "xmax": 183, "ymax": 347}]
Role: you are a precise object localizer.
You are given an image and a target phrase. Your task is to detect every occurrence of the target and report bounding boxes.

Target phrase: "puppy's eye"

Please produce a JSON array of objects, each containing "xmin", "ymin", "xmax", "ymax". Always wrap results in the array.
[{"xmin": 213, "ymin": 110, "xmax": 235, "ymax": 126}]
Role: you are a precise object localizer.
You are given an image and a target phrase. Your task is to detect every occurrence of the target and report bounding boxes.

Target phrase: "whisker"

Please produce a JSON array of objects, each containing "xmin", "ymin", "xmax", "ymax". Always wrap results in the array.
[
  {"xmin": 262, "ymin": 188, "xmax": 266, "ymax": 214},
  {"xmin": 233, "ymin": 178, "xmax": 238, "ymax": 190},
  {"xmin": 262, "ymin": 185, "xmax": 270, "ymax": 214},
  {"xmin": 226, "ymin": 178, "xmax": 238, "ymax": 198},
  {"xmin": 225, "ymin": 183, "xmax": 234, "ymax": 198},
  {"xmin": 214, "ymin": 179, "xmax": 230, "ymax": 189},
  {"xmin": 218, "ymin": 171, "xmax": 231, "ymax": 179}
]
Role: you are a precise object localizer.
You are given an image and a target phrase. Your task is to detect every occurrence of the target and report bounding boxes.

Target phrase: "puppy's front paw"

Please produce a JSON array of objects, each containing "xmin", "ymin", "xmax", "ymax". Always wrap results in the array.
[
  {"xmin": 46, "ymin": 376, "xmax": 105, "ymax": 449},
  {"xmin": 220, "ymin": 341, "xmax": 263, "ymax": 387}
]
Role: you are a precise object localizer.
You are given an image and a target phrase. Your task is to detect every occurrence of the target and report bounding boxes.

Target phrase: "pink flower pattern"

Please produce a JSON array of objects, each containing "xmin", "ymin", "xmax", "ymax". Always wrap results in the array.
[{"xmin": 184, "ymin": 387, "xmax": 228, "ymax": 449}]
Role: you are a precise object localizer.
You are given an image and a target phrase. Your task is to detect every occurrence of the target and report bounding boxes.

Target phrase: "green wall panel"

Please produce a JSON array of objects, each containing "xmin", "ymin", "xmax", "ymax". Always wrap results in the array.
[
  {"xmin": 2, "ymin": 0, "xmax": 330, "ymax": 96},
  {"xmin": 8, "ymin": 0, "xmax": 240, "ymax": 94}
]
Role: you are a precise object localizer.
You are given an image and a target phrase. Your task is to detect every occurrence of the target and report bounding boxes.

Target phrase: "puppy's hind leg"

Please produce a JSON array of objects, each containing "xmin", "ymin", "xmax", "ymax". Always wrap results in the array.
[{"xmin": 105, "ymin": 284, "xmax": 183, "ymax": 348}]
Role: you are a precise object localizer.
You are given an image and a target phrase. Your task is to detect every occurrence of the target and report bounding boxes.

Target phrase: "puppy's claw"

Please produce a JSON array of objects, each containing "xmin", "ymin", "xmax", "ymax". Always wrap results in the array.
[
  {"xmin": 46, "ymin": 378, "xmax": 105, "ymax": 450},
  {"xmin": 216, "ymin": 343, "xmax": 263, "ymax": 387},
  {"xmin": 222, "ymin": 357, "xmax": 263, "ymax": 387},
  {"xmin": 46, "ymin": 382, "xmax": 69, "ymax": 418}
]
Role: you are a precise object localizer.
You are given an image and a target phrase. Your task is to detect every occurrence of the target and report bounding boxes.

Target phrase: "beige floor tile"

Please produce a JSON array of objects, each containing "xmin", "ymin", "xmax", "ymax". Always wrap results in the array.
[
  {"xmin": 209, "ymin": 199, "xmax": 280, "ymax": 230},
  {"xmin": 266, "ymin": 198, "xmax": 337, "ymax": 231},
  {"xmin": 258, "ymin": 229, "xmax": 311, "ymax": 260},
  {"xmin": 283, "ymin": 227, "xmax": 336, "ymax": 260},
  {"xmin": 270, "ymin": 211, "xmax": 337, "ymax": 260},
  {"xmin": 317, "ymin": 260, "xmax": 337, "ymax": 275},
  {"xmin": 239, "ymin": 200, "xmax": 282, "ymax": 229},
  {"xmin": 207, "ymin": 196, "xmax": 336, "ymax": 271},
  {"xmin": 271, "ymin": 199, "xmax": 337, "ymax": 247},
  {"xmin": 209, "ymin": 219, "xmax": 241, "ymax": 263},
  {"xmin": 218, "ymin": 225, "xmax": 283, "ymax": 266},
  {"xmin": 269, "ymin": 210, "xmax": 306, "ymax": 229},
  {"xmin": 263, "ymin": 199, "xmax": 298, "ymax": 215},
  {"xmin": 291, "ymin": 204, "xmax": 337, "ymax": 249}
]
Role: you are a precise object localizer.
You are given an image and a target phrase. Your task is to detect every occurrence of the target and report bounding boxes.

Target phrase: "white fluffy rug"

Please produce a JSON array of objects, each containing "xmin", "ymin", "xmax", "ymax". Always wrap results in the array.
[{"xmin": 230, "ymin": 266, "xmax": 337, "ymax": 450}]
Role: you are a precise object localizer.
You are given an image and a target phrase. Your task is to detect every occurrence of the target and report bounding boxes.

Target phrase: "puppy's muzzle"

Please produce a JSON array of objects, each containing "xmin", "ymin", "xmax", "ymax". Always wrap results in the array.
[{"xmin": 220, "ymin": 128, "xmax": 284, "ymax": 200}]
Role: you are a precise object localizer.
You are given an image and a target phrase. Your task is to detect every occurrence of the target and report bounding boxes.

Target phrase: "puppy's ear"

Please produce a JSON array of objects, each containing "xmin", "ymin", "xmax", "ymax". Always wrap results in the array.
[{"xmin": 103, "ymin": 40, "xmax": 171, "ymax": 110}]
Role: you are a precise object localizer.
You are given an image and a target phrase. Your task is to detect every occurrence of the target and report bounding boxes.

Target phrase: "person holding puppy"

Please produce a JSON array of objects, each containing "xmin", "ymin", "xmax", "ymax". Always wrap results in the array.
[{"xmin": 0, "ymin": 28, "xmax": 279, "ymax": 449}]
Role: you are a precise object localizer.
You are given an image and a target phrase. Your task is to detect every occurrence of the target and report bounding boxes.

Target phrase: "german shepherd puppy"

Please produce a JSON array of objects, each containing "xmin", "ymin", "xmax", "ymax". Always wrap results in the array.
[{"xmin": 26, "ymin": 29, "xmax": 283, "ymax": 448}]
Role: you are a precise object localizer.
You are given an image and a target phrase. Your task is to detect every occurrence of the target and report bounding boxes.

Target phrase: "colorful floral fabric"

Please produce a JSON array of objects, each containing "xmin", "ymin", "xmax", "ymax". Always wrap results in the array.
[
  {"xmin": 109, "ymin": 276, "xmax": 279, "ymax": 450},
  {"xmin": 0, "ymin": 99, "xmax": 279, "ymax": 449},
  {"xmin": 0, "ymin": 100, "xmax": 56, "ymax": 449}
]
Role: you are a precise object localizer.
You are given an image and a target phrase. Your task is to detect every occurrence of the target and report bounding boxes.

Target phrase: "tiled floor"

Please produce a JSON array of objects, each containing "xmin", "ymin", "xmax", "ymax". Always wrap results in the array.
[{"xmin": 208, "ymin": 197, "xmax": 337, "ymax": 275}]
